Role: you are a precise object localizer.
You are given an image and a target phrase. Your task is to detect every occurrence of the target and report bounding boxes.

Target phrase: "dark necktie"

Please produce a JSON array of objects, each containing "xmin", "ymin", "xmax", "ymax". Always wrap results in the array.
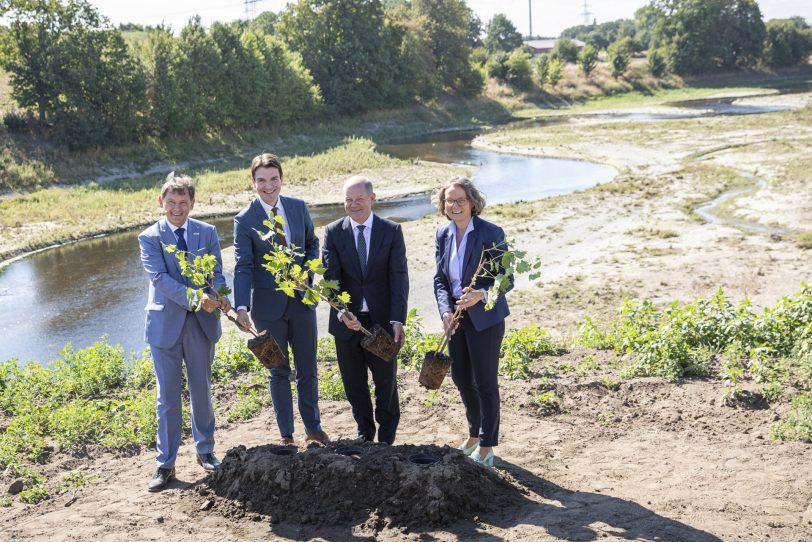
[
  {"xmin": 357, "ymin": 224, "xmax": 367, "ymax": 276},
  {"xmin": 175, "ymin": 227, "xmax": 188, "ymax": 252},
  {"xmin": 271, "ymin": 206, "xmax": 287, "ymax": 247}
]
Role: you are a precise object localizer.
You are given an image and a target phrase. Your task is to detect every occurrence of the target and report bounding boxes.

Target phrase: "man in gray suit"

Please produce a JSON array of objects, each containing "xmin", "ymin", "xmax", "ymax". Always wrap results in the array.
[
  {"xmin": 139, "ymin": 173, "xmax": 230, "ymax": 492},
  {"xmin": 234, "ymin": 153, "xmax": 329, "ymax": 445}
]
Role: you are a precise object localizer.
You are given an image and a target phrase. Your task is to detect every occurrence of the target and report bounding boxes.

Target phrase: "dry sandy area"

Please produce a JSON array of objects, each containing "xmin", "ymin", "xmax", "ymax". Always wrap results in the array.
[{"xmin": 2, "ymin": 92, "xmax": 811, "ymax": 541}]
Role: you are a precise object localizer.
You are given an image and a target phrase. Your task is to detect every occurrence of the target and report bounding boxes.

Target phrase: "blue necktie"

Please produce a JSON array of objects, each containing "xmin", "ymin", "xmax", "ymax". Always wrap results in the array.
[
  {"xmin": 356, "ymin": 225, "xmax": 367, "ymax": 276},
  {"xmin": 175, "ymin": 227, "xmax": 188, "ymax": 252}
]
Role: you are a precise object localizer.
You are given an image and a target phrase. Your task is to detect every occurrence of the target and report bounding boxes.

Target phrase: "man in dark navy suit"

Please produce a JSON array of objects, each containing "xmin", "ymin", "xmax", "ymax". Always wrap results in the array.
[
  {"xmin": 233, "ymin": 153, "xmax": 329, "ymax": 446},
  {"xmin": 322, "ymin": 175, "xmax": 409, "ymax": 444}
]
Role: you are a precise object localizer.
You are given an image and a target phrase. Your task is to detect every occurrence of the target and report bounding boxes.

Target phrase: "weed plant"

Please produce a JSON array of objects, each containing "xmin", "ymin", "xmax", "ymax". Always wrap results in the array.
[{"xmin": 499, "ymin": 324, "xmax": 562, "ymax": 380}]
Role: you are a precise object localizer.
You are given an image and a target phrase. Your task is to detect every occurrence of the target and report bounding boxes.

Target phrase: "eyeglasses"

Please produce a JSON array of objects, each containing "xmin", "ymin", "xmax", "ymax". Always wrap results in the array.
[{"xmin": 445, "ymin": 198, "xmax": 469, "ymax": 207}]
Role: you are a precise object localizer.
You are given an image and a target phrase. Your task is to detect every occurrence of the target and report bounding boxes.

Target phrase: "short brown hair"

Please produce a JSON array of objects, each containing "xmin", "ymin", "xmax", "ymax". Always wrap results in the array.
[
  {"xmin": 161, "ymin": 171, "xmax": 195, "ymax": 200},
  {"xmin": 431, "ymin": 176, "xmax": 486, "ymax": 218},
  {"xmin": 251, "ymin": 153, "xmax": 283, "ymax": 180}
]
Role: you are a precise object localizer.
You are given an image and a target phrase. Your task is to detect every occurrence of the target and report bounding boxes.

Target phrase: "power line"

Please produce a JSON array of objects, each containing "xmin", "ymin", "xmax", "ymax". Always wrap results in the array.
[{"xmin": 581, "ymin": 0, "xmax": 593, "ymax": 26}]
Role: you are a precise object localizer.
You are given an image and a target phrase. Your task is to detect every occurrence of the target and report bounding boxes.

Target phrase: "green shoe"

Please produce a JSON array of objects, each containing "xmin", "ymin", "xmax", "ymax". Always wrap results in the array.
[
  {"xmin": 458, "ymin": 440, "xmax": 478, "ymax": 456},
  {"xmin": 472, "ymin": 448, "xmax": 494, "ymax": 468}
]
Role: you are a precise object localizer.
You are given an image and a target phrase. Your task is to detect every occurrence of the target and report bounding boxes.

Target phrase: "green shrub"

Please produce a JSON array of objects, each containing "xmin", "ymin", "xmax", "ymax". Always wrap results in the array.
[
  {"xmin": 499, "ymin": 324, "xmax": 560, "ymax": 380},
  {"xmin": 318, "ymin": 364, "xmax": 346, "ymax": 401},
  {"xmin": 772, "ymin": 392, "xmax": 812, "ymax": 442},
  {"xmin": 227, "ymin": 385, "xmax": 270, "ymax": 422},
  {"xmin": 397, "ymin": 309, "xmax": 441, "ymax": 371},
  {"xmin": 577, "ymin": 285, "xmax": 812, "ymax": 381},
  {"xmin": 798, "ymin": 231, "xmax": 812, "ymax": 250}
]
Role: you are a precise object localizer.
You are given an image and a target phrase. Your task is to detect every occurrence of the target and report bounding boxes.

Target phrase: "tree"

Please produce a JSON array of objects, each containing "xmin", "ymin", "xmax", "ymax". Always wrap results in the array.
[
  {"xmin": 277, "ymin": 0, "xmax": 396, "ymax": 115},
  {"xmin": 484, "ymin": 13, "xmax": 522, "ymax": 54},
  {"xmin": 411, "ymin": 0, "xmax": 480, "ymax": 94},
  {"xmin": 607, "ymin": 36, "xmax": 633, "ymax": 78},
  {"xmin": 249, "ymin": 11, "xmax": 278, "ymax": 35},
  {"xmin": 578, "ymin": 44, "xmax": 598, "ymax": 77},
  {"xmin": 535, "ymin": 53, "xmax": 550, "ymax": 87},
  {"xmin": 764, "ymin": 18, "xmax": 811, "ymax": 67},
  {"xmin": 551, "ymin": 38, "xmax": 580, "ymax": 63},
  {"xmin": 0, "ymin": 0, "xmax": 102, "ymax": 125},
  {"xmin": 505, "ymin": 49, "xmax": 532, "ymax": 90},
  {"xmin": 547, "ymin": 58, "xmax": 564, "ymax": 87},
  {"xmin": 647, "ymin": 47, "xmax": 667, "ymax": 77},
  {"xmin": 642, "ymin": 0, "xmax": 766, "ymax": 74}
]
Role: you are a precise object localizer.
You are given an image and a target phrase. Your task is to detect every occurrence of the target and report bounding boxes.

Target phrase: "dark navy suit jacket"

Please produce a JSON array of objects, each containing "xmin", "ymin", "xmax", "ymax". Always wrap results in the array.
[
  {"xmin": 322, "ymin": 214, "xmax": 409, "ymax": 341},
  {"xmin": 434, "ymin": 215, "xmax": 512, "ymax": 332},
  {"xmin": 233, "ymin": 195, "xmax": 319, "ymax": 321}
]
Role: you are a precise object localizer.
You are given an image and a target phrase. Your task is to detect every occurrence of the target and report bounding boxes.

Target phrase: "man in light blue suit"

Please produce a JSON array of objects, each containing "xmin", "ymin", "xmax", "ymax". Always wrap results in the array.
[
  {"xmin": 234, "ymin": 153, "xmax": 329, "ymax": 446},
  {"xmin": 139, "ymin": 173, "xmax": 230, "ymax": 492}
]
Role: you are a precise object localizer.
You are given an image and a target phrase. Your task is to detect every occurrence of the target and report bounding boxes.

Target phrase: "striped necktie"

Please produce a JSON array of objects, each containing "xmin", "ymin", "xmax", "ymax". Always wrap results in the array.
[{"xmin": 175, "ymin": 227, "xmax": 188, "ymax": 252}]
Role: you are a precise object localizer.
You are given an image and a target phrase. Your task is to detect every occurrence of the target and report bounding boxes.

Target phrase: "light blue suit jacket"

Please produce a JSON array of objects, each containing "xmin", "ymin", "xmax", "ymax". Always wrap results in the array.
[
  {"xmin": 139, "ymin": 217, "xmax": 225, "ymax": 349},
  {"xmin": 233, "ymin": 195, "xmax": 319, "ymax": 322}
]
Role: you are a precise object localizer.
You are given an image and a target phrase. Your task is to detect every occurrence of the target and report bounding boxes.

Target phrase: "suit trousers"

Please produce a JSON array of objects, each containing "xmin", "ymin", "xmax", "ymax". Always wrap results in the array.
[
  {"xmin": 150, "ymin": 312, "xmax": 216, "ymax": 469},
  {"xmin": 449, "ymin": 313, "xmax": 505, "ymax": 447},
  {"xmin": 334, "ymin": 314, "xmax": 400, "ymax": 444},
  {"xmin": 254, "ymin": 299, "xmax": 322, "ymax": 438}
]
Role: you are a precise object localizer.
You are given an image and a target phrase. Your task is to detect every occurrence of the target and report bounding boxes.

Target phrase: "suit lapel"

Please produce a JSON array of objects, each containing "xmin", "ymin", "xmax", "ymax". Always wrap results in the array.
[
  {"xmin": 186, "ymin": 220, "xmax": 201, "ymax": 257},
  {"xmin": 279, "ymin": 195, "xmax": 298, "ymax": 246},
  {"xmin": 342, "ymin": 216, "xmax": 364, "ymax": 279},
  {"xmin": 159, "ymin": 218, "xmax": 184, "ymax": 278},
  {"xmin": 366, "ymin": 214, "xmax": 384, "ymax": 276},
  {"xmin": 461, "ymin": 218, "xmax": 480, "ymax": 284},
  {"xmin": 443, "ymin": 225, "xmax": 454, "ymax": 279}
]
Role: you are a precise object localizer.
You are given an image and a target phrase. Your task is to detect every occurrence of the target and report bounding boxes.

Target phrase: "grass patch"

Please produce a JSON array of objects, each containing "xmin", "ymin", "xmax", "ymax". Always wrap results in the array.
[
  {"xmin": 772, "ymin": 392, "xmax": 812, "ymax": 443},
  {"xmin": 798, "ymin": 231, "xmax": 812, "ymax": 250}
]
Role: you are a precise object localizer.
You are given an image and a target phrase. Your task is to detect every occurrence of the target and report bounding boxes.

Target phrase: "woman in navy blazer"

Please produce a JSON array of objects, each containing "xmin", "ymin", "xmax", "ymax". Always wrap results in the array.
[{"xmin": 433, "ymin": 176, "xmax": 512, "ymax": 468}]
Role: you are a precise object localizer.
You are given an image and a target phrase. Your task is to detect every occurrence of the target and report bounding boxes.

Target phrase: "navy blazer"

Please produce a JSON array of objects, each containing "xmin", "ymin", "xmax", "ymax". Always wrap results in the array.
[
  {"xmin": 322, "ymin": 214, "xmax": 409, "ymax": 341},
  {"xmin": 233, "ymin": 195, "xmax": 319, "ymax": 322},
  {"xmin": 139, "ymin": 217, "xmax": 225, "ymax": 348},
  {"xmin": 434, "ymin": 215, "xmax": 512, "ymax": 332}
]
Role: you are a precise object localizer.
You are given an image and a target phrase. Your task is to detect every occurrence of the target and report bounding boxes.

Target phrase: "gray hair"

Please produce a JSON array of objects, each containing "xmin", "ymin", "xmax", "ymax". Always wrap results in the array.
[{"xmin": 343, "ymin": 175, "xmax": 374, "ymax": 195}]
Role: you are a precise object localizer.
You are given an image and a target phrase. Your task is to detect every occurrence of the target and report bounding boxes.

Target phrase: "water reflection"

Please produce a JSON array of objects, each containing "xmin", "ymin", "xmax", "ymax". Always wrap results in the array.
[{"xmin": 3, "ymin": 127, "xmax": 618, "ymax": 363}]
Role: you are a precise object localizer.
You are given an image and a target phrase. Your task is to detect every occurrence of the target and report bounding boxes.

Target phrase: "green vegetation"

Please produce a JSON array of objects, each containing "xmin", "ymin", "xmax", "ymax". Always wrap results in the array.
[
  {"xmin": 576, "ymin": 286, "xmax": 812, "ymax": 381},
  {"xmin": 530, "ymin": 390, "xmax": 562, "ymax": 415},
  {"xmin": 499, "ymin": 325, "xmax": 561, "ymax": 380},
  {"xmin": 772, "ymin": 392, "xmax": 812, "ymax": 442},
  {"xmin": 798, "ymin": 231, "xmax": 812, "ymax": 249}
]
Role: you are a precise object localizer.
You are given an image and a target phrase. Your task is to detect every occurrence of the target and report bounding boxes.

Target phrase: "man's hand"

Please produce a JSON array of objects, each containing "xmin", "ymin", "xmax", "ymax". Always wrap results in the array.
[
  {"xmin": 455, "ymin": 287, "xmax": 485, "ymax": 311},
  {"xmin": 392, "ymin": 322, "xmax": 405, "ymax": 346},
  {"xmin": 340, "ymin": 311, "xmax": 363, "ymax": 331},
  {"xmin": 235, "ymin": 308, "xmax": 252, "ymax": 333},
  {"xmin": 442, "ymin": 311, "xmax": 459, "ymax": 336},
  {"xmin": 200, "ymin": 293, "xmax": 221, "ymax": 313},
  {"xmin": 219, "ymin": 297, "xmax": 232, "ymax": 314}
]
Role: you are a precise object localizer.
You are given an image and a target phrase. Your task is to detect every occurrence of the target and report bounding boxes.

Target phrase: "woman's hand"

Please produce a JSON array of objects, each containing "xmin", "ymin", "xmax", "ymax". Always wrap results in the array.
[
  {"xmin": 442, "ymin": 311, "xmax": 459, "ymax": 336},
  {"xmin": 340, "ymin": 311, "xmax": 363, "ymax": 331},
  {"xmin": 455, "ymin": 287, "xmax": 485, "ymax": 311}
]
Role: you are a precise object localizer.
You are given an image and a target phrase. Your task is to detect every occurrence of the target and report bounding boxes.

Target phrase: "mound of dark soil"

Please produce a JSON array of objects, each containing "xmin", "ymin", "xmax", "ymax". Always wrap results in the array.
[{"xmin": 202, "ymin": 441, "xmax": 524, "ymax": 527}]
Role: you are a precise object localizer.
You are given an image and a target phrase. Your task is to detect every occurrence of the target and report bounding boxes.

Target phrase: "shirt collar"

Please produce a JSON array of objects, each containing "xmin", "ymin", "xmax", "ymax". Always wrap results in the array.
[
  {"xmin": 450, "ymin": 218, "xmax": 475, "ymax": 241},
  {"xmin": 349, "ymin": 213, "xmax": 374, "ymax": 230},
  {"xmin": 169, "ymin": 219, "xmax": 189, "ymax": 233},
  {"xmin": 258, "ymin": 196, "xmax": 283, "ymax": 216}
]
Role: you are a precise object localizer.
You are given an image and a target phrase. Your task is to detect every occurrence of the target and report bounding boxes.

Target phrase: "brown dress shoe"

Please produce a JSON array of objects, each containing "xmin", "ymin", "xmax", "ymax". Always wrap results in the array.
[
  {"xmin": 280, "ymin": 436, "xmax": 295, "ymax": 446},
  {"xmin": 305, "ymin": 430, "xmax": 331, "ymax": 444}
]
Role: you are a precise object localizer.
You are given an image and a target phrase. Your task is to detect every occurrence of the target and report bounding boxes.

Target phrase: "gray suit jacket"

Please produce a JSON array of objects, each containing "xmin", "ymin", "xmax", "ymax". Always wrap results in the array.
[
  {"xmin": 139, "ymin": 217, "xmax": 225, "ymax": 348},
  {"xmin": 233, "ymin": 195, "xmax": 319, "ymax": 321}
]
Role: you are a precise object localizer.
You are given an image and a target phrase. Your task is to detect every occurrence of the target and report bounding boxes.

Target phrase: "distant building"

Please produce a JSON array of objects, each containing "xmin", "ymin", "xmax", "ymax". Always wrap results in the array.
[{"xmin": 523, "ymin": 38, "xmax": 586, "ymax": 57}]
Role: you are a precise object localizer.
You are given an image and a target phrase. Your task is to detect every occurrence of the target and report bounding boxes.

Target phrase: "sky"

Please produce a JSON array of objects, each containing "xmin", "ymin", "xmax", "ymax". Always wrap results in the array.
[{"xmin": 86, "ymin": 0, "xmax": 812, "ymax": 37}]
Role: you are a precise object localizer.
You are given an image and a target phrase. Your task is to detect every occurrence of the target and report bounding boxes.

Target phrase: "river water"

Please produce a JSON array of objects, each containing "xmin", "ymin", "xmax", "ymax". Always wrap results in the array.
[{"xmin": 1, "ymin": 133, "xmax": 618, "ymax": 363}]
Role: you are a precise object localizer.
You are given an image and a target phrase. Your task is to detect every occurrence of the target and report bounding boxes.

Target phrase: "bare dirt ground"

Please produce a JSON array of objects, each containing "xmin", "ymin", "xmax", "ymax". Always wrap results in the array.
[
  {"xmin": 2, "ymin": 351, "xmax": 810, "ymax": 541},
  {"xmin": 2, "ymin": 92, "xmax": 811, "ymax": 541}
]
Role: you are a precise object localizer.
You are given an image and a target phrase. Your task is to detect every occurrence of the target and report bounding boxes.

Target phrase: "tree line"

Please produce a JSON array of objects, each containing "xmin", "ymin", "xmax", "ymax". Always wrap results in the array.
[{"xmin": 0, "ymin": 0, "xmax": 810, "ymax": 151}]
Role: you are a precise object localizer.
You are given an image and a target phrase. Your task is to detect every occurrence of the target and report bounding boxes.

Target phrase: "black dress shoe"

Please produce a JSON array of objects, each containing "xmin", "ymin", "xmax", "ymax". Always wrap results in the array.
[
  {"xmin": 197, "ymin": 452, "xmax": 221, "ymax": 472},
  {"xmin": 148, "ymin": 467, "xmax": 175, "ymax": 492}
]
